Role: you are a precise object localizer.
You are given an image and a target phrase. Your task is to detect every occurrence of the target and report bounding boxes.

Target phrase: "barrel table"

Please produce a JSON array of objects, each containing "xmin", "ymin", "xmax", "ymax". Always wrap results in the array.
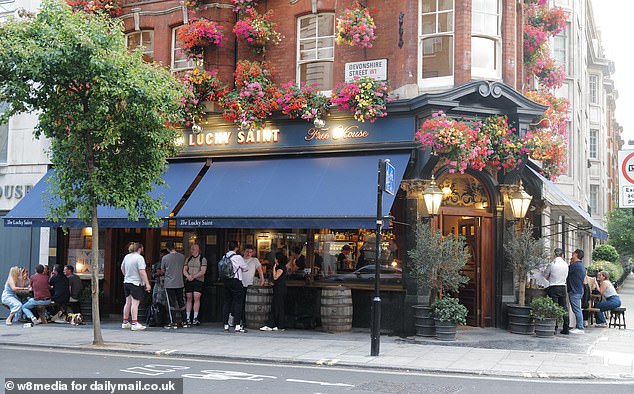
[
  {"xmin": 245, "ymin": 286, "xmax": 273, "ymax": 329},
  {"xmin": 321, "ymin": 286, "xmax": 353, "ymax": 332}
]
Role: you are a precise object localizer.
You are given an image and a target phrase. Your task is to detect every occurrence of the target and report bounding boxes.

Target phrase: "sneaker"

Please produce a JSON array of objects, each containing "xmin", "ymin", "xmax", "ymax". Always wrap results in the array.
[
  {"xmin": 260, "ymin": 326, "xmax": 273, "ymax": 331},
  {"xmin": 182, "ymin": 321, "xmax": 191, "ymax": 328},
  {"xmin": 5, "ymin": 317, "xmax": 12, "ymax": 326},
  {"xmin": 569, "ymin": 328, "xmax": 585, "ymax": 334},
  {"xmin": 559, "ymin": 329, "xmax": 569, "ymax": 335},
  {"xmin": 131, "ymin": 322, "xmax": 146, "ymax": 331},
  {"xmin": 272, "ymin": 327, "xmax": 285, "ymax": 332},
  {"xmin": 192, "ymin": 319, "xmax": 200, "ymax": 326},
  {"xmin": 234, "ymin": 327, "xmax": 247, "ymax": 333},
  {"xmin": 164, "ymin": 323, "xmax": 177, "ymax": 329},
  {"xmin": 31, "ymin": 316, "xmax": 40, "ymax": 326},
  {"xmin": 122, "ymin": 322, "xmax": 132, "ymax": 329},
  {"xmin": 594, "ymin": 323, "xmax": 608, "ymax": 328},
  {"xmin": 223, "ymin": 325, "xmax": 230, "ymax": 332}
]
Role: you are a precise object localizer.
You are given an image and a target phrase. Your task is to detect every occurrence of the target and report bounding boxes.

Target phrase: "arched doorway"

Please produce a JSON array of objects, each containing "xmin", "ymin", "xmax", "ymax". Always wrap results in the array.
[{"xmin": 435, "ymin": 172, "xmax": 495, "ymax": 327}]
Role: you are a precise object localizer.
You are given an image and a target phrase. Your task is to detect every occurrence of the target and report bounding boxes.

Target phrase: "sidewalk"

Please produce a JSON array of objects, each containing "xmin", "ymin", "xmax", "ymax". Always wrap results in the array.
[{"xmin": 2, "ymin": 274, "xmax": 634, "ymax": 380}]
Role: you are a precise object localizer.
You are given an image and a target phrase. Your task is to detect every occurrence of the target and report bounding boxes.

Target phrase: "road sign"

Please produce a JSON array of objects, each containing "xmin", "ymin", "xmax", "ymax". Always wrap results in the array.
[
  {"xmin": 618, "ymin": 150, "xmax": 634, "ymax": 208},
  {"xmin": 380, "ymin": 160, "xmax": 396, "ymax": 195}
]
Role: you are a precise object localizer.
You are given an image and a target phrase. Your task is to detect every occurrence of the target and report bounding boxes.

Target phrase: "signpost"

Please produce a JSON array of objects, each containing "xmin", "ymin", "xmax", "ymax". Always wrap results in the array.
[
  {"xmin": 618, "ymin": 150, "xmax": 634, "ymax": 208},
  {"xmin": 371, "ymin": 159, "xmax": 393, "ymax": 357}
]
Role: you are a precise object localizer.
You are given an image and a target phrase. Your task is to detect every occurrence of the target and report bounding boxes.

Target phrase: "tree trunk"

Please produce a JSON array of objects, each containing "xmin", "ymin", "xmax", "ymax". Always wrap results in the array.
[
  {"xmin": 91, "ymin": 202, "xmax": 104, "ymax": 345},
  {"xmin": 518, "ymin": 270, "xmax": 527, "ymax": 306}
]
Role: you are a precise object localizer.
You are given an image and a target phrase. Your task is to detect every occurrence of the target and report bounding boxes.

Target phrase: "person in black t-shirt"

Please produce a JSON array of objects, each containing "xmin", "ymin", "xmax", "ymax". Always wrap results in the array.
[{"xmin": 260, "ymin": 252, "xmax": 287, "ymax": 331}]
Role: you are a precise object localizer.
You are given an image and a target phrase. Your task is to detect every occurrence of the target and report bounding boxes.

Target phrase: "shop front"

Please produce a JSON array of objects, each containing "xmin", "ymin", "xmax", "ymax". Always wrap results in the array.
[{"xmin": 5, "ymin": 80, "xmax": 558, "ymax": 332}]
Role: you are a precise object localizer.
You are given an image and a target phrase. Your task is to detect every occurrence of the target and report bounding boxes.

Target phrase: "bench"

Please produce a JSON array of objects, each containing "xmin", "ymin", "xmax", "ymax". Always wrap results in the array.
[{"xmin": 609, "ymin": 307, "xmax": 626, "ymax": 329}]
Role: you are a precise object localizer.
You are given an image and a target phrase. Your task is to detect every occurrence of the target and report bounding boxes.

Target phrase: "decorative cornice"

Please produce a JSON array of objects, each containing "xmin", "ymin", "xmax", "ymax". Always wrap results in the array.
[{"xmin": 400, "ymin": 179, "xmax": 426, "ymax": 199}]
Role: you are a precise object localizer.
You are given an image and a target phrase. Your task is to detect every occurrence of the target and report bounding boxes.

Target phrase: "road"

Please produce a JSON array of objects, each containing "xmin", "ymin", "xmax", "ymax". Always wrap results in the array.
[{"xmin": 0, "ymin": 346, "xmax": 632, "ymax": 393}]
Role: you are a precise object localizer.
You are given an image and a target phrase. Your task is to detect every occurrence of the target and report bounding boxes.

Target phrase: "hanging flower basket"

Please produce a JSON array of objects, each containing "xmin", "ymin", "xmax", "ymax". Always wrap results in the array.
[
  {"xmin": 233, "ymin": 9, "xmax": 282, "ymax": 53},
  {"xmin": 231, "ymin": 0, "xmax": 259, "ymax": 14},
  {"xmin": 335, "ymin": 1, "xmax": 376, "ymax": 48},
  {"xmin": 177, "ymin": 19, "xmax": 225, "ymax": 59},
  {"xmin": 219, "ymin": 60, "xmax": 281, "ymax": 131},
  {"xmin": 277, "ymin": 82, "xmax": 331, "ymax": 123},
  {"xmin": 67, "ymin": 0, "xmax": 122, "ymax": 17},
  {"xmin": 178, "ymin": 68, "xmax": 229, "ymax": 127},
  {"xmin": 331, "ymin": 77, "xmax": 391, "ymax": 123}
]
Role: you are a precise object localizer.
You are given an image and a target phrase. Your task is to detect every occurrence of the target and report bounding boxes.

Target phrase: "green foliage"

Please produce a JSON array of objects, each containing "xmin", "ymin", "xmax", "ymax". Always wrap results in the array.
[
  {"xmin": 530, "ymin": 296, "xmax": 567, "ymax": 323},
  {"xmin": 607, "ymin": 209, "xmax": 634, "ymax": 259},
  {"xmin": 592, "ymin": 244, "xmax": 619, "ymax": 263},
  {"xmin": 408, "ymin": 222, "xmax": 470, "ymax": 304},
  {"xmin": 0, "ymin": 1, "xmax": 185, "ymax": 226},
  {"xmin": 431, "ymin": 297, "xmax": 468, "ymax": 325},
  {"xmin": 587, "ymin": 260, "xmax": 624, "ymax": 283},
  {"xmin": 504, "ymin": 221, "xmax": 549, "ymax": 306}
]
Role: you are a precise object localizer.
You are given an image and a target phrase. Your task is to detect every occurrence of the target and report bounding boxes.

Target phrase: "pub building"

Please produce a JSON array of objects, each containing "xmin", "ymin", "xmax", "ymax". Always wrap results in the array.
[{"xmin": 5, "ymin": 80, "xmax": 571, "ymax": 332}]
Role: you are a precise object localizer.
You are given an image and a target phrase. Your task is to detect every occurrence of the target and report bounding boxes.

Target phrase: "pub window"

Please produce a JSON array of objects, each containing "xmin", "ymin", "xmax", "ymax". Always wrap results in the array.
[
  {"xmin": 471, "ymin": 0, "xmax": 501, "ymax": 79},
  {"xmin": 126, "ymin": 30, "xmax": 155, "ymax": 63},
  {"xmin": 589, "ymin": 184, "xmax": 599, "ymax": 216},
  {"xmin": 419, "ymin": 0, "xmax": 454, "ymax": 87},
  {"xmin": 0, "ymin": 102, "xmax": 8, "ymax": 165},
  {"xmin": 589, "ymin": 74, "xmax": 599, "ymax": 104},
  {"xmin": 589, "ymin": 129, "xmax": 598, "ymax": 159},
  {"xmin": 171, "ymin": 26, "xmax": 196, "ymax": 72},
  {"xmin": 297, "ymin": 13, "xmax": 335, "ymax": 92},
  {"xmin": 553, "ymin": 23, "xmax": 569, "ymax": 73}
]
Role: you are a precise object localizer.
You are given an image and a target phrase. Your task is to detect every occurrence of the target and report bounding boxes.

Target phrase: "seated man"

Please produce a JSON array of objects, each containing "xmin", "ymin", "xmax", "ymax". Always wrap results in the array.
[
  {"xmin": 49, "ymin": 264, "xmax": 70, "ymax": 320},
  {"xmin": 21, "ymin": 264, "xmax": 51, "ymax": 325}
]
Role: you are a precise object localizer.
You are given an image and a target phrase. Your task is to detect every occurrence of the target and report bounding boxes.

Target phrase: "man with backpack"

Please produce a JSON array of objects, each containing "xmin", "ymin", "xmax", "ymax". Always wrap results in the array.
[{"xmin": 220, "ymin": 240, "xmax": 249, "ymax": 333}]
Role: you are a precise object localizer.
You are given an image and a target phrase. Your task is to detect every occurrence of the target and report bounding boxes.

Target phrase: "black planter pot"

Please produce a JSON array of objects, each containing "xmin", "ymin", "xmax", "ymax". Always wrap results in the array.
[
  {"xmin": 412, "ymin": 305, "xmax": 435, "ymax": 337},
  {"xmin": 507, "ymin": 304, "xmax": 535, "ymax": 335},
  {"xmin": 434, "ymin": 318, "xmax": 457, "ymax": 341},
  {"xmin": 534, "ymin": 318, "xmax": 557, "ymax": 338}
]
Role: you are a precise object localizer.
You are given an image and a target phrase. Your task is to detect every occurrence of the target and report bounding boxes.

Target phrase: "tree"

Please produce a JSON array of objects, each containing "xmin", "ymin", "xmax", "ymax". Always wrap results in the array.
[
  {"xmin": 592, "ymin": 244, "xmax": 619, "ymax": 263},
  {"xmin": 408, "ymin": 222, "xmax": 470, "ymax": 304},
  {"xmin": 0, "ymin": 1, "xmax": 185, "ymax": 344},
  {"xmin": 504, "ymin": 221, "xmax": 549, "ymax": 306},
  {"xmin": 607, "ymin": 209, "xmax": 634, "ymax": 259}
]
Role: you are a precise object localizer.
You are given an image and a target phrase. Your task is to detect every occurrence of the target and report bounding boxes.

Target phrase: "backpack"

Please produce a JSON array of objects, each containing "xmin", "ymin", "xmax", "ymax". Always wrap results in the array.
[
  {"xmin": 146, "ymin": 303, "xmax": 165, "ymax": 327},
  {"xmin": 218, "ymin": 253, "xmax": 236, "ymax": 280}
]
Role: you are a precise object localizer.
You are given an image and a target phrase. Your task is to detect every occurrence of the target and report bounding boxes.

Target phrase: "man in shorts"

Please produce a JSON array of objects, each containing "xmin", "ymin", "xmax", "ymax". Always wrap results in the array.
[
  {"xmin": 121, "ymin": 242, "xmax": 151, "ymax": 331},
  {"xmin": 184, "ymin": 243, "xmax": 207, "ymax": 326}
]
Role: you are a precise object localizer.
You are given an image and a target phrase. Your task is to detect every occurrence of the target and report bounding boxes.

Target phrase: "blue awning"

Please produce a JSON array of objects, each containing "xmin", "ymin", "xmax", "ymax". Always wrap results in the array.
[
  {"xmin": 527, "ymin": 167, "xmax": 608, "ymax": 240},
  {"xmin": 3, "ymin": 162, "xmax": 204, "ymax": 228},
  {"xmin": 175, "ymin": 153, "xmax": 411, "ymax": 229}
]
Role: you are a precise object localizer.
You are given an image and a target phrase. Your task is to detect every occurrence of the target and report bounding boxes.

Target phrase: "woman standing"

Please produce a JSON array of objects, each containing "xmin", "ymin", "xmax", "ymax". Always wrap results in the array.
[
  {"xmin": 2, "ymin": 266, "xmax": 30, "ymax": 325},
  {"xmin": 260, "ymin": 252, "xmax": 287, "ymax": 331},
  {"xmin": 593, "ymin": 270, "xmax": 621, "ymax": 328}
]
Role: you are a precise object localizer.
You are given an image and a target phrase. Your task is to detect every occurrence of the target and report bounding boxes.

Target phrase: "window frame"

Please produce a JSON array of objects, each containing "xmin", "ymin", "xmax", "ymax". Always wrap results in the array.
[
  {"xmin": 589, "ymin": 129, "xmax": 598, "ymax": 159},
  {"xmin": 171, "ymin": 26, "xmax": 196, "ymax": 73},
  {"xmin": 418, "ymin": 0, "xmax": 455, "ymax": 89},
  {"xmin": 471, "ymin": 0, "xmax": 502, "ymax": 80},
  {"xmin": 125, "ymin": 30, "xmax": 155, "ymax": 63},
  {"xmin": 296, "ymin": 13, "xmax": 335, "ymax": 93},
  {"xmin": 589, "ymin": 74, "xmax": 599, "ymax": 105},
  {"xmin": 589, "ymin": 184, "xmax": 599, "ymax": 216},
  {"xmin": 553, "ymin": 23, "xmax": 569, "ymax": 74}
]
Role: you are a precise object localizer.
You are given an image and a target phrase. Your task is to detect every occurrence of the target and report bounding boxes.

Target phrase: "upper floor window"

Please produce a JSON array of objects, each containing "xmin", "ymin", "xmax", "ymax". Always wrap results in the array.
[
  {"xmin": 553, "ymin": 24, "xmax": 569, "ymax": 73},
  {"xmin": 471, "ymin": 0, "xmax": 501, "ymax": 79},
  {"xmin": 126, "ymin": 31, "xmax": 154, "ymax": 63},
  {"xmin": 589, "ymin": 74, "xmax": 599, "ymax": 104},
  {"xmin": 589, "ymin": 129, "xmax": 598, "ymax": 159},
  {"xmin": 589, "ymin": 184, "xmax": 599, "ymax": 216},
  {"xmin": 0, "ymin": 0, "xmax": 16, "ymax": 22},
  {"xmin": 420, "ymin": 0, "xmax": 454, "ymax": 85},
  {"xmin": 171, "ymin": 26, "xmax": 196, "ymax": 72},
  {"xmin": 0, "ymin": 102, "xmax": 8, "ymax": 165},
  {"xmin": 297, "ymin": 14, "xmax": 335, "ymax": 91}
]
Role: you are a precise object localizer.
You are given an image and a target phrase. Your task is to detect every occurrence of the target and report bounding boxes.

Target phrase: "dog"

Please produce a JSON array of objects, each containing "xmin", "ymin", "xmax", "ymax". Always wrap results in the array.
[{"xmin": 64, "ymin": 313, "xmax": 84, "ymax": 325}]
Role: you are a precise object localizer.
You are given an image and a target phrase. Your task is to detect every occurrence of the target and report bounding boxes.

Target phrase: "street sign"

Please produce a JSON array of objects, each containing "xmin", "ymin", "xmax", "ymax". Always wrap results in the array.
[
  {"xmin": 344, "ymin": 59, "xmax": 388, "ymax": 82},
  {"xmin": 380, "ymin": 160, "xmax": 396, "ymax": 195},
  {"xmin": 618, "ymin": 150, "xmax": 634, "ymax": 208}
]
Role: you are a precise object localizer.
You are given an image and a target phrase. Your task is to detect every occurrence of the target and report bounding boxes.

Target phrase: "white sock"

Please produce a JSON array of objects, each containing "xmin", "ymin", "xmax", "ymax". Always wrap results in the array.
[
  {"xmin": 235, "ymin": 324, "xmax": 242, "ymax": 330},
  {"xmin": 186, "ymin": 311, "xmax": 191, "ymax": 320},
  {"xmin": 193, "ymin": 312, "xmax": 198, "ymax": 320}
]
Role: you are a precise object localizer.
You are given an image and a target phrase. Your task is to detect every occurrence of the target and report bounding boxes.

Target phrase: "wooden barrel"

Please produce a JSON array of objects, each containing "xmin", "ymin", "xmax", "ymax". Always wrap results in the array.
[
  {"xmin": 245, "ymin": 286, "xmax": 273, "ymax": 329},
  {"xmin": 321, "ymin": 286, "xmax": 353, "ymax": 333}
]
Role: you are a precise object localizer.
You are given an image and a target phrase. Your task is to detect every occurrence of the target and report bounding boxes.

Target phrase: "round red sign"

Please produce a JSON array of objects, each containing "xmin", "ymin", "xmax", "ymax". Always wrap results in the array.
[{"xmin": 622, "ymin": 152, "xmax": 634, "ymax": 184}]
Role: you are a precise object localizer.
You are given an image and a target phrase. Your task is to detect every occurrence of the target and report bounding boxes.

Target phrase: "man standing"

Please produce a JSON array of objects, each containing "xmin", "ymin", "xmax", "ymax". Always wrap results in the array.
[
  {"xmin": 241, "ymin": 244, "xmax": 265, "ymax": 327},
  {"xmin": 222, "ymin": 240, "xmax": 249, "ymax": 333},
  {"xmin": 121, "ymin": 242, "xmax": 151, "ymax": 331},
  {"xmin": 184, "ymin": 243, "xmax": 207, "ymax": 326},
  {"xmin": 49, "ymin": 264, "xmax": 70, "ymax": 320},
  {"xmin": 64, "ymin": 265, "xmax": 82, "ymax": 314},
  {"xmin": 544, "ymin": 248, "xmax": 569, "ymax": 334},
  {"xmin": 21, "ymin": 264, "xmax": 51, "ymax": 325},
  {"xmin": 162, "ymin": 240, "xmax": 188, "ymax": 328},
  {"xmin": 567, "ymin": 249, "xmax": 587, "ymax": 334}
]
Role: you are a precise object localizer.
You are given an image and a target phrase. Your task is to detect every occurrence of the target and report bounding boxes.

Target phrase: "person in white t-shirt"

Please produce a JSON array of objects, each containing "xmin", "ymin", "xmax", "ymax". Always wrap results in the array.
[
  {"xmin": 121, "ymin": 242, "xmax": 151, "ymax": 331},
  {"xmin": 544, "ymin": 247, "xmax": 570, "ymax": 334}
]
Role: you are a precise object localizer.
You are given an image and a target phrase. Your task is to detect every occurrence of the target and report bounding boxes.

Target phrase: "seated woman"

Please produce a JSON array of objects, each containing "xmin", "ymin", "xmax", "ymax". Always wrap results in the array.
[
  {"xmin": 2, "ymin": 266, "xmax": 30, "ymax": 325},
  {"xmin": 593, "ymin": 270, "xmax": 621, "ymax": 328}
]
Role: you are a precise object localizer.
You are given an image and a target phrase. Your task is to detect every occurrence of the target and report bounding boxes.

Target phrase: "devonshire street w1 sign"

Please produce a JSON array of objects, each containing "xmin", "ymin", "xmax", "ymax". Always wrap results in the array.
[{"xmin": 619, "ymin": 150, "xmax": 634, "ymax": 208}]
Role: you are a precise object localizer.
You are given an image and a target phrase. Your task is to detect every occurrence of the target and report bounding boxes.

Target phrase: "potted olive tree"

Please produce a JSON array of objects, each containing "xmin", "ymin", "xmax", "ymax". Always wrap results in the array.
[
  {"xmin": 503, "ymin": 221, "xmax": 550, "ymax": 335},
  {"xmin": 409, "ymin": 222, "xmax": 470, "ymax": 339},
  {"xmin": 531, "ymin": 296, "xmax": 567, "ymax": 338}
]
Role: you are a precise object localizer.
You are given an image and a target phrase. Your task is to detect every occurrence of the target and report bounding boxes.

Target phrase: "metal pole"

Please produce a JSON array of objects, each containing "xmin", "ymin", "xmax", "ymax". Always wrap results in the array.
[
  {"xmin": 371, "ymin": 160, "xmax": 382, "ymax": 356},
  {"xmin": 560, "ymin": 215, "xmax": 566, "ymax": 257}
]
